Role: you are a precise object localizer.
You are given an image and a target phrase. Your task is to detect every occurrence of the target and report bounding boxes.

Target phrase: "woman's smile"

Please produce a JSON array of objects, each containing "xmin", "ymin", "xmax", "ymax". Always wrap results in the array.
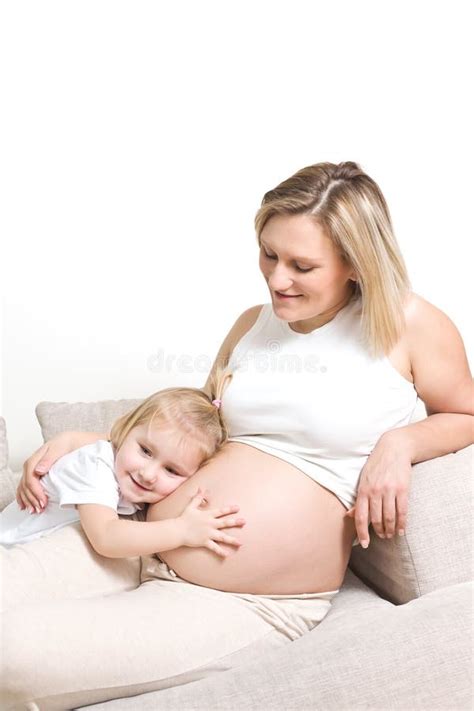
[{"xmin": 274, "ymin": 291, "xmax": 303, "ymax": 300}]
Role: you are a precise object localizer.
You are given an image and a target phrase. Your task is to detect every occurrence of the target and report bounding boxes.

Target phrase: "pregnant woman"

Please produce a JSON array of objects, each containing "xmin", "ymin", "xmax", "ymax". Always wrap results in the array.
[{"xmin": 4, "ymin": 161, "xmax": 473, "ymax": 710}]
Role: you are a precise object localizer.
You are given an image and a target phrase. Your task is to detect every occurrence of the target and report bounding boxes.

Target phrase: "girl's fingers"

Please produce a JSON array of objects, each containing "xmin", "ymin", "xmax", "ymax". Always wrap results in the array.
[
  {"xmin": 189, "ymin": 489, "xmax": 208, "ymax": 507},
  {"xmin": 214, "ymin": 505, "xmax": 240, "ymax": 517},
  {"xmin": 23, "ymin": 474, "xmax": 48, "ymax": 509},
  {"xmin": 33, "ymin": 455, "xmax": 53, "ymax": 476},
  {"xmin": 29, "ymin": 488, "xmax": 46, "ymax": 512},
  {"xmin": 16, "ymin": 447, "xmax": 50, "ymax": 509},
  {"xmin": 15, "ymin": 488, "xmax": 26, "ymax": 509},
  {"xmin": 206, "ymin": 540, "xmax": 228, "ymax": 558},
  {"xmin": 216, "ymin": 517, "xmax": 245, "ymax": 528},
  {"xmin": 17, "ymin": 485, "xmax": 42, "ymax": 513},
  {"xmin": 196, "ymin": 489, "xmax": 210, "ymax": 506},
  {"xmin": 16, "ymin": 491, "xmax": 27, "ymax": 510},
  {"xmin": 215, "ymin": 534, "xmax": 242, "ymax": 547}
]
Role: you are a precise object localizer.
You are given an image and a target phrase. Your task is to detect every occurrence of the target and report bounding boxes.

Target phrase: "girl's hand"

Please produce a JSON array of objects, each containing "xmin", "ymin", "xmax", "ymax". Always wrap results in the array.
[
  {"xmin": 177, "ymin": 488, "xmax": 245, "ymax": 558},
  {"xmin": 16, "ymin": 431, "xmax": 93, "ymax": 513},
  {"xmin": 345, "ymin": 431, "xmax": 412, "ymax": 549},
  {"xmin": 16, "ymin": 442, "xmax": 54, "ymax": 512}
]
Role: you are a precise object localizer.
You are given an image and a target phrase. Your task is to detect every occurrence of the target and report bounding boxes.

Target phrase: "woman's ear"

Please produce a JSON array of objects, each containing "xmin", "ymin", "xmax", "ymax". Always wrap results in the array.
[{"xmin": 349, "ymin": 264, "xmax": 359, "ymax": 281}]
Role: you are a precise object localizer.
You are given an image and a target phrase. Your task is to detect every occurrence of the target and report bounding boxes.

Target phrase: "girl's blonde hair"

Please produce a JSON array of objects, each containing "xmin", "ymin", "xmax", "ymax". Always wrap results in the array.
[
  {"xmin": 110, "ymin": 366, "xmax": 233, "ymax": 464},
  {"xmin": 255, "ymin": 161, "xmax": 411, "ymax": 358}
]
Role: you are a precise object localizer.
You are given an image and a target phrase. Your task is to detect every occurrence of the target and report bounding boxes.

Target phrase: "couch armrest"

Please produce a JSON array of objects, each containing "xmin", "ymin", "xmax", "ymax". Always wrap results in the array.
[
  {"xmin": 349, "ymin": 444, "xmax": 474, "ymax": 604},
  {"xmin": 0, "ymin": 468, "xmax": 22, "ymax": 511}
]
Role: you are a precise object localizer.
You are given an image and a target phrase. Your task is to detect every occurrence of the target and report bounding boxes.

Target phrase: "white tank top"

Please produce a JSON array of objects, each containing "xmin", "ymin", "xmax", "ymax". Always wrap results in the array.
[{"xmin": 222, "ymin": 295, "xmax": 419, "ymax": 518}]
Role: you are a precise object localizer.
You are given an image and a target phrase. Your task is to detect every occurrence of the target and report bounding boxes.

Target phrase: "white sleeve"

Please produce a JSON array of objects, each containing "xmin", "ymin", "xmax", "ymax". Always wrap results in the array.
[{"xmin": 47, "ymin": 441, "xmax": 120, "ymax": 511}]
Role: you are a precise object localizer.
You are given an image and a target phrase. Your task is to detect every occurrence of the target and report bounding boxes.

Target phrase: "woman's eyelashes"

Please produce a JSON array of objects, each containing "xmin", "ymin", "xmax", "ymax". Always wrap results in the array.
[
  {"xmin": 262, "ymin": 249, "xmax": 314, "ymax": 273},
  {"xmin": 295, "ymin": 265, "xmax": 314, "ymax": 273}
]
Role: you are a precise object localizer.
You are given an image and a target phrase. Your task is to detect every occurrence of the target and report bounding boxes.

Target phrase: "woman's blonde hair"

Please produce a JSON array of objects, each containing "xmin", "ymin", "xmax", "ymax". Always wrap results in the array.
[
  {"xmin": 110, "ymin": 366, "xmax": 233, "ymax": 465},
  {"xmin": 255, "ymin": 161, "xmax": 411, "ymax": 357}
]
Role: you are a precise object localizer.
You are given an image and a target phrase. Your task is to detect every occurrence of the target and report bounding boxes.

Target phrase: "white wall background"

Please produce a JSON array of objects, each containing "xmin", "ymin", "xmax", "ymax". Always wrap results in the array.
[{"xmin": 2, "ymin": 0, "xmax": 472, "ymax": 469}]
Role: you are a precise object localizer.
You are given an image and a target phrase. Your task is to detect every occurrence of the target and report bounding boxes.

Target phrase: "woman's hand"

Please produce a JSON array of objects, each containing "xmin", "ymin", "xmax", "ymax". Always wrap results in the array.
[
  {"xmin": 177, "ymin": 488, "xmax": 246, "ymax": 558},
  {"xmin": 16, "ymin": 431, "xmax": 103, "ymax": 513},
  {"xmin": 345, "ymin": 430, "xmax": 413, "ymax": 548}
]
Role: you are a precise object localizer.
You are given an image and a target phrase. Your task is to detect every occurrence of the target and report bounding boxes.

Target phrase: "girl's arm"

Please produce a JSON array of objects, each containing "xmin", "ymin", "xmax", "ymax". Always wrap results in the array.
[
  {"xmin": 16, "ymin": 431, "xmax": 108, "ymax": 512},
  {"xmin": 78, "ymin": 490, "xmax": 245, "ymax": 559}
]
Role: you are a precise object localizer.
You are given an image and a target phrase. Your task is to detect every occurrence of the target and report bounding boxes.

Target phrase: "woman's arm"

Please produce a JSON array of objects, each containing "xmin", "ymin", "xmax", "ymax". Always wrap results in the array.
[
  {"xmin": 350, "ymin": 295, "xmax": 473, "ymax": 548},
  {"xmin": 16, "ymin": 430, "xmax": 108, "ymax": 512},
  {"xmin": 78, "ymin": 492, "xmax": 245, "ymax": 559},
  {"xmin": 384, "ymin": 412, "xmax": 473, "ymax": 463},
  {"xmin": 393, "ymin": 295, "xmax": 473, "ymax": 457}
]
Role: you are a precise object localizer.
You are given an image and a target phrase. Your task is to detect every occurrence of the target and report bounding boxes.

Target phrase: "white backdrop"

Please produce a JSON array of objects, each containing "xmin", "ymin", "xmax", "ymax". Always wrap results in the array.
[{"xmin": 1, "ymin": 0, "xmax": 472, "ymax": 469}]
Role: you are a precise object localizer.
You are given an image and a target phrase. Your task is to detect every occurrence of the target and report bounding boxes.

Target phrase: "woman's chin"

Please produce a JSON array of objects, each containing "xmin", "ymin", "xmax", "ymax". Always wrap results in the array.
[
  {"xmin": 272, "ymin": 298, "xmax": 309, "ymax": 319},
  {"xmin": 272, "ymin": 294, "xmax": 305, "ymax": 308}
]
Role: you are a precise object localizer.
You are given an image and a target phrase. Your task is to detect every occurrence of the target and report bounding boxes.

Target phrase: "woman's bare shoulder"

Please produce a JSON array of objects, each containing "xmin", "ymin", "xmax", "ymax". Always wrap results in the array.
[
  {"xmin": 403, "ymin": 291, "xmax": 472, "ymax": 414},
  {"xmin": 202, "ymin": 304, "xmax": 266, "ymax": 396},
  {"xmin": 225, "ymin": 304, "xmax": 266, "ymax": 354},
  {"xmin": 404, "ymin": 291, "xmax": 461, "ymax": 333},
  {"xmin": 235, "ymin": 303, "xmax": 266, "ymax": 333}
]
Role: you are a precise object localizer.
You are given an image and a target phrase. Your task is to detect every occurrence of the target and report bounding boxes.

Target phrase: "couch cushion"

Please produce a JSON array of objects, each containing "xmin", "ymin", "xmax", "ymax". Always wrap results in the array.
[
  {"xmin": 325, "ymin": 566, "xmax": 393, "ymax": 618},
  {"xmin": 0, "ymin": 469, "xmax": 22, "ymax": 511},
  {"xmin": 0, "ymin": 417, "xmax": 20, "ymax": 511},
  {"xmin": 35, "ymin": 399, "xmax": 143, "ymax": 442},
  {"xmin": 0, "ymin": 416, "xmax": 8, "ymax": 470},
  {"xmin": 80, "ymin": 580, "xmax": 473, "ymax": 711},
  {"xmin": 349, "ymin": 444, "xmax": 473, "ymax": 604}
]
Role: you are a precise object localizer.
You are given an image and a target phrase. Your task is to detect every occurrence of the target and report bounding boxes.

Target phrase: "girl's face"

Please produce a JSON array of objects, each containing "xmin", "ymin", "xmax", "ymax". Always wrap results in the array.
[
  {"xmin": 114, "ymin": 423, "xmax": 205, "ymax": 504},
  {"xmin": 259, "ymin": 213, "xmax": 357, "ymax": 333}
]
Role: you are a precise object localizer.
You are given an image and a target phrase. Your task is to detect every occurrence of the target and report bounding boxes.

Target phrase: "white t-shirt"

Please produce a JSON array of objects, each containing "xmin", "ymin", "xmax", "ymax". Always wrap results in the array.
[{"xmin": 0, "ymin": 440, "xmax": 141, "ymax": 545}]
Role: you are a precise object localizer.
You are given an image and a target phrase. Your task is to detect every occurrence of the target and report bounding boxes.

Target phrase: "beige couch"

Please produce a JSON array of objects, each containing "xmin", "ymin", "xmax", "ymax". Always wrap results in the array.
[{"xmin": 0, "ymin": 403, "xmax": 472, "ymax": 711}]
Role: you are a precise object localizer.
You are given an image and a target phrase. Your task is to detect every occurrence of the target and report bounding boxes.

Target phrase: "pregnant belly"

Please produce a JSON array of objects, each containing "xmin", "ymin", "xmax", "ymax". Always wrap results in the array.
[{"xmin": 148, "ymin": 443, "xmax": 356, "ymax": 594}]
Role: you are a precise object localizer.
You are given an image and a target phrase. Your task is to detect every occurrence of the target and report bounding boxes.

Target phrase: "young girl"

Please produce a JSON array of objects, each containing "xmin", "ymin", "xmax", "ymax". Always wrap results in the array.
[{"xmin": 0, "ymin": 368, "xmax": 244, "ymax": 559}]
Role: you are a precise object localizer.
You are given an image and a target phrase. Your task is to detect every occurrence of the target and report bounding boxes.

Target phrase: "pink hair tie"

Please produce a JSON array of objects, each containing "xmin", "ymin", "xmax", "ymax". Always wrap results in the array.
[{"xmin": 212, "ymin": 399, "xmax": 222, "ymax": 409}]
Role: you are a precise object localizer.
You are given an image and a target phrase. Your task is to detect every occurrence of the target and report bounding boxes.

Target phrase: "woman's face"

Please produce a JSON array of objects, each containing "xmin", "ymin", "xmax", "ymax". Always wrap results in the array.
[{"xmin": 258, "ymin": 213, "xmax": 357, "ymax": 333}]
